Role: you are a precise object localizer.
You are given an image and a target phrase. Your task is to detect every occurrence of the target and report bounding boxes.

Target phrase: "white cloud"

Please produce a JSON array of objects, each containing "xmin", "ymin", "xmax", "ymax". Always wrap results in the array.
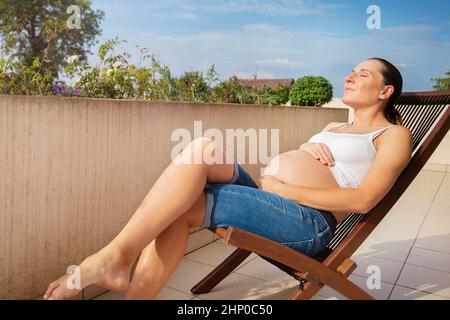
[
  {"xmin": 396, "ymin": 63, "xmax": 416, "ymax": 69},
  {"xmin": 255, "ymin": 58, "xmax": 303, "ymax": 68},
  {"xmin": 152, "ymin": 11, "xmax": 199, "ymax": 21},
  {"xmin": 376, "ymin": 24, "xmax": 439, "ymax": 37},
  {"xmin": 243, "ymin": 24, "xmax": 280, "ymax": 32}
]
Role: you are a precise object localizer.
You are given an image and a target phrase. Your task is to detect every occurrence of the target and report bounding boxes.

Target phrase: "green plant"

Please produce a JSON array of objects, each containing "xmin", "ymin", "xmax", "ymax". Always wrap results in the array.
[
  {"xmin": 173, "ymin": 71, "xmax": 209, "ymax": 102},
  {"xmin": 256, "ymin": 86, "xmax": 290, "ymax": 105},
  {"xmin": 64, "ymin": 39, "xmax": 175, "ymax": 100},
  {"xmin": 208, "ymin": 76, "xmax": 255, "ymax": 104},
  {"xmin": 289, "ymin": 76, "xmax": 333, "ymax": 106},
  {"xmin": 0, "ymin": 56, "xmax": 54, "ymax": 95},
  {"xmin": 431, "ymin": 70, "xmax": 450, "ymax": 91}
]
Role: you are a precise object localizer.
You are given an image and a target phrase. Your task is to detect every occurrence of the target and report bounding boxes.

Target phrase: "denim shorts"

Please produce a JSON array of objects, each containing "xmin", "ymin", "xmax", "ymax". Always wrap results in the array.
[{"xmin": 201, "ymin": 161, "xmax": 337, "ymax": 257}]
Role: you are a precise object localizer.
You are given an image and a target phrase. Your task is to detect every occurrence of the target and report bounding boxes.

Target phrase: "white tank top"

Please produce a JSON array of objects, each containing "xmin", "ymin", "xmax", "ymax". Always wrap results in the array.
[{"xmin": 307, "ymin": 122, "xmax": 394, "ymax": 188}]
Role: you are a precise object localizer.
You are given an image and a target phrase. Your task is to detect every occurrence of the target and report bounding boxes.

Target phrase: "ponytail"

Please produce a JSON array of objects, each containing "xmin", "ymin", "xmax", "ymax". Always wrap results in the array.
[
  {"xmin": 384, "ymin": 102, "xmax": 404, "ymax": 126},
  {"xmin": 368, "ymin": 58, "xmax": 404, "ymax": 125}
]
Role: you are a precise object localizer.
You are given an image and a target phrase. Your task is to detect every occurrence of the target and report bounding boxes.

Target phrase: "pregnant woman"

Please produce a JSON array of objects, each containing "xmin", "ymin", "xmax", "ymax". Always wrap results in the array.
[{"xmin": 44, "ymin": 58, "xmax": 413, "ymax": 300}]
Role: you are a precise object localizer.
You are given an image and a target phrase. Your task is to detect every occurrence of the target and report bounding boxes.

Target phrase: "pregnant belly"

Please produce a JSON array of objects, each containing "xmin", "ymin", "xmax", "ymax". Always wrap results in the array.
[
  {"xmin": 262, "ymin": 150, "xmax": 348, "ymax": 222},
  {"xmin": 262, "ymin": 150, "xmax": 339, "ymax": 187}
]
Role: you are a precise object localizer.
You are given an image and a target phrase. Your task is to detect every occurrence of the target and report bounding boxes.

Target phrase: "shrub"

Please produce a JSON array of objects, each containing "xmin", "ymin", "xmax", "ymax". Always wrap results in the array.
[
  {"xmin": 0, "ymin": 56, "xmax": 54, "ymax": 95},
  {"xmin": 289, "ymin": 76, "xmax": 333, "ymax": 106},
  {"xmin": 256, "ymin": 86, "xmax": 290, "ymax": 105},
  {"xmin": 208, "ymin": 76, "xmax": 255, "ymax": 104}
]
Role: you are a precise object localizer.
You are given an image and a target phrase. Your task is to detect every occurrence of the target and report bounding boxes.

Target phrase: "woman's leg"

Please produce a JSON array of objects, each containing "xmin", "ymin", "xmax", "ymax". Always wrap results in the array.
[
  {"xmin": 123, "ymin": 162, "xmax": 258, "ymax": 300},
  {"xmin": 44, "ymin": 137, "xmax": 235, "ymax": 300},
  {"xmin": 123, "ymin": 191, "xmax": 206, "ymax": 300}
]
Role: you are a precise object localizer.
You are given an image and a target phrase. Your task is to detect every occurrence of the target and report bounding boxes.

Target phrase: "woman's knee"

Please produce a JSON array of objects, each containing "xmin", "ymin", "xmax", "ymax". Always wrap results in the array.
[
  {"xmin": 175, "ymin": 137, "xmax": 214, "ymax": 165},
  {"xmin": 188, "ymin": 137, "xmax": 232, "ymax": 164},
  {"xmin": 177, "ymin": 137, "xmax": 234, "ymax": 177}
]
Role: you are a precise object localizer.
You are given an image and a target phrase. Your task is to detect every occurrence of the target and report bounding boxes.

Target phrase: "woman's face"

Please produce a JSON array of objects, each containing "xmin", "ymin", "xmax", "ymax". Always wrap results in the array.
[{"xmin": 342, "ymin": 59, "xmax": 392, "ymax": 109}]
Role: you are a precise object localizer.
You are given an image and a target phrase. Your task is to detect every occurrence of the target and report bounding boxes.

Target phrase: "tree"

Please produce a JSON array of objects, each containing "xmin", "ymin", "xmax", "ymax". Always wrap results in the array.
[
  {"xmin": 431, "ymin": 71, "xmax": 450, "ymax": 91},
  {"xmin": 0, "ymin": 0, "xmax": 104, "ymax": 77},
  {"xmin": 174, "ymin": 71, "xmax": 210, "ymax": 102},
  {"xmin": 257, "ymin": 86, "xmax": 290, "ymax": 105},
  {"xmin": 289, "ymin": 76, "xmax": 333, "ymax": 106}
]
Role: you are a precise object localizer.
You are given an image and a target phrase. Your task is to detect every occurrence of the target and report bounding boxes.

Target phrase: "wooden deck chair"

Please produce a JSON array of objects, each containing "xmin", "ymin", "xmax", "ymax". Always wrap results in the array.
[{"xmin": 191, "ymin": 90, "xmax": 450, "ymax": 300}]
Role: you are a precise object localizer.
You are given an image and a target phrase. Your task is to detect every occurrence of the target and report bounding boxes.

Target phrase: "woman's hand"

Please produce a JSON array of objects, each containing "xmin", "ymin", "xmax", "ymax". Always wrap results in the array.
[
  {"xmin": 258, "ymin": 175, "xmax": 287, "ymax": 197},
  {"xmin": 299, "ymin": 142, "xmax": 335, "ymax": 166}
]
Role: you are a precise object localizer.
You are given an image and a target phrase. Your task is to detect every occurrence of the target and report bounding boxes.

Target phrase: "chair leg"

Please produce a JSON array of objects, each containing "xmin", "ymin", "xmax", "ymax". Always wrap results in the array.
[
  {"xmin": 191, "ymin": 248, "xmax": 252, "ymax": 294},
  {"xmin": 290, "ymin": 281, "xmax": 323, "ymax": 300}
]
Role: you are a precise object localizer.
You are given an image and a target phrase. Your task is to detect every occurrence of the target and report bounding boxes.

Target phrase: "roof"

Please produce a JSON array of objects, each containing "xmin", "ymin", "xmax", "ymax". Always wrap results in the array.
[{"xmin": 238, "ymin": 78, "xmax": 295, "ymax": 90}]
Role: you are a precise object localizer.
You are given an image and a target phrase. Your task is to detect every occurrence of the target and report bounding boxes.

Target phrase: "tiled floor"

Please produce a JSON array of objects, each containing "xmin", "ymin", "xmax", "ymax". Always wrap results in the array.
[{"xmin": 92, "ymin": 165, "xmax": 450, "ymax": 300}]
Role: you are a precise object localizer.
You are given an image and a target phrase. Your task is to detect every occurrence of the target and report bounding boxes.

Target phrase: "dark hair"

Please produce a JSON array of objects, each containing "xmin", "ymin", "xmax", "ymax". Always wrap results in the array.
[{"xmin": 368, "ymin": 57, "xmax": 404, "ymax": 125}]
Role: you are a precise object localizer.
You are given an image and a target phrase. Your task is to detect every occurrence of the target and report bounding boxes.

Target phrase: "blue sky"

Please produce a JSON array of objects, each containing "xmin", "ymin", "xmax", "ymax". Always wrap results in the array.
[{"xmin": 89, "ymin": 0, "xmax": 449, "ymax": 96}]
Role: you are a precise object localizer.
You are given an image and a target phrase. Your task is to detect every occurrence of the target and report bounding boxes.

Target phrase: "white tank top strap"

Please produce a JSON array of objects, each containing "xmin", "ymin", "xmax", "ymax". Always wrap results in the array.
[{"xmin": 371, "ymin": 125, "xmax": 395, "ymax": 138}]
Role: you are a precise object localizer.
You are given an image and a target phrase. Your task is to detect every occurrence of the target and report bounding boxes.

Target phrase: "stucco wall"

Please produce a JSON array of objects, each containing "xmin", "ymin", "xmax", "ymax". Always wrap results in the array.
[{"xmin": 0, "ymin": 95, "xmax": 348, "ymax": 299}]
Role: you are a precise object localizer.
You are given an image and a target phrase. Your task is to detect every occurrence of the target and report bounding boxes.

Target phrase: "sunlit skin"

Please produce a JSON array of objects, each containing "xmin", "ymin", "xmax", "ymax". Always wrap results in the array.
[{"xmin": 44, "ymin": 59, "xmax": 412, "ymax": 300}]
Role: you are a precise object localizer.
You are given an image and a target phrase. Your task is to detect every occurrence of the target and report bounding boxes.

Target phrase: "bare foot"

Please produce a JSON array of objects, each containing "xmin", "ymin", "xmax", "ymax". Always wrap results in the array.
[{"xmin": 43, "ymin": 248, "xmax": 131, "ymax": 300}]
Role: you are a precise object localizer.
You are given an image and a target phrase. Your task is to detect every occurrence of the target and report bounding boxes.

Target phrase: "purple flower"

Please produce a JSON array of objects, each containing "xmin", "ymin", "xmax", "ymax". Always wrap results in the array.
[
  {"xmin": 52, "ymin": 84, "xmax": 64, "ymax": 94},
  {"xmin": 52, "ymin": 83, "xmax": 88, "ymax": 97},
  {"xmin": 73, "ymin": 86, "xmax": 85, "ymax": 96}
]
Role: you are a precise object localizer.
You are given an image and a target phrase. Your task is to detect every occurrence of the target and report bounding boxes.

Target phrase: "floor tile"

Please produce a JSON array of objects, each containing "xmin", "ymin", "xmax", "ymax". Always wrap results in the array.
[
  {"xmin": 184, "ymin": 242, "xmax": 256, "ymax": 268},
  {"xmin": 186, "ymin": 229, "xmax": 216, "ymax": 254},
  {"xmin": 422, "ymin": 163, "xmax": 447, "ymax": 173},
  {"xmin": 406, "ymin": 247, "xmax": 450, "ymax": 273},
  {"xmin": 396, "ymin": 264, "xmax": 450, "ymax": 298},
  {"xmin": 155, "ymin": 287, "xmax": 196, "ymax": 300},
  {"xmin": 197, "ymin": 273, "xmax": 298, "ymax": 300},
  {"xmin": 351, "ymin": 254, "xmax": 404, "ymax": 284},
  {"xmin": 418, "ymin": 174, "xmax": 450, "ymax": 239},
  {"xmin": 233, "ymin": 256, "xmax": 294, "ymax": 282},
  {"xmin": 414, "ymin": 235, "xmax": 450, "ymax": 255},
  {"xmin": 351, "ymin": 171, "xmax": 443, "ymax": 264},
  {"xmin": 389, "ymin": 285, "xmax": 449, "ymax": 300},
  {"xmin": 354, "ymin": 236, "xmax": 415, "ymax": 263},
  {"xmin": 214, "ymin": 238, "xmax": 227, "ymax": 245},
  {"xmin": 165, "ymin": 259, "xmax": 217, "ymax": 294}
]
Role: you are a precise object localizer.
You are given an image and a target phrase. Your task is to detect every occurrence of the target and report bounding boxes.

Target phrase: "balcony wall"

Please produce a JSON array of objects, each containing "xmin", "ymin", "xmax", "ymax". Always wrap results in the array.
[{"xmin": 0, "ymin": 95, "xmax": 348, "ymax": 299}]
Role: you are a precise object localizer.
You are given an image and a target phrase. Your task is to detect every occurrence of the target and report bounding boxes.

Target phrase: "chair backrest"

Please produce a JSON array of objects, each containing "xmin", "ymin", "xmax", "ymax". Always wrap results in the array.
[{"xmin": 324, "ymin": 91, "xmax": 450, "ymax": 266}]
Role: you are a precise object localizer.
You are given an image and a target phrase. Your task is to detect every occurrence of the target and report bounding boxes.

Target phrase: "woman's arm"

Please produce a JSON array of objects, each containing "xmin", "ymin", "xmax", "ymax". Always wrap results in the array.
[
  {"xmin": 281, "ymin": 184, "xmax": 367, "ymax": 213},
  {"xmin": 261, "ymin": 125, "xmax": 413, "ymax": 214},
  {"xmin": 259, "ymin": 176, "xmax": 367, "ymax": 213}
]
